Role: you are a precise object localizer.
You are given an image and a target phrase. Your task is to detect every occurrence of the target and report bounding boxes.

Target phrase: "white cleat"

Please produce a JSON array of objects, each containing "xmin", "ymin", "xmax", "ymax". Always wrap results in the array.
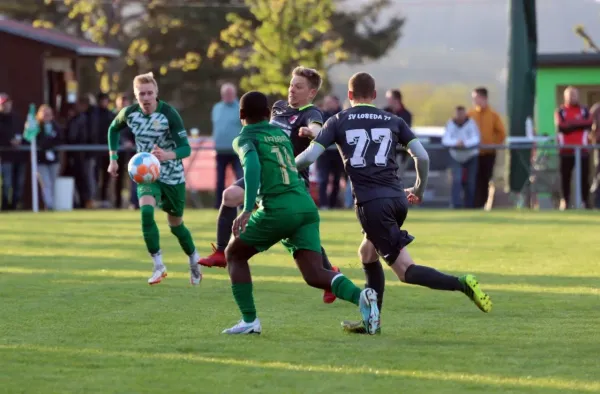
[
  {"xmin": 222, "ymin": 318, "xmax": 262, "ymax": 335},
  {"xmin": 359, "ymin": 288, "xmax": 380, "ymax": 335},
  {"xmin": 148, "ymin": 266, "xmax": 167, "ymax": 285},
  {"xmin": 190, "ymin": 264, "xmax": 202, "ymax": 285}
]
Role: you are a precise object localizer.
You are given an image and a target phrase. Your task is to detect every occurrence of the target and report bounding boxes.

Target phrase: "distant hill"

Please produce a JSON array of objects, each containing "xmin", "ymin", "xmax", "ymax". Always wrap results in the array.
[{"xmin": 330, "ymin": 0, "xmax": 600, "ymax": 113}]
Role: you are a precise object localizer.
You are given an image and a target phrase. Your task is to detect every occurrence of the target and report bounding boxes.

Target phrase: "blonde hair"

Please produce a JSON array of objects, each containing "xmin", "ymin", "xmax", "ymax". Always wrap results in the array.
[
  {"xmin": 36, "ymin": 104, "xmax": 52, "ymax": 123},
  {"xmin": 292, "ymin": 66, "xmax": 322, "ymax": 90},
  {"xmin": 133, "ymin": 72, "xmax": 158, "ymax": 91}
]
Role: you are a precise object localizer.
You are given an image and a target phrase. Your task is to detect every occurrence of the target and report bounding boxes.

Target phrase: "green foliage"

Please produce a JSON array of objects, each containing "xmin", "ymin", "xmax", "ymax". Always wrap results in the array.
[
  {"xmin": 214, "ymin": 0, "xmax": 347, "ymax": 97},
  {"xmin": 331, "ymin": 0, "xmax": 404, "ymax": 63}
]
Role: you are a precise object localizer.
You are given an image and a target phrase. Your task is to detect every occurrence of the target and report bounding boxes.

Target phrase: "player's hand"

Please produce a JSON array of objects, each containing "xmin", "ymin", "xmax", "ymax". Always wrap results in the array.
[
  {"xmin": 298, "ymin": 127, "xmax": 313, "ymax": 138},
  {"xmin": 404, "ymin": 188, "xmax": 421, "ymax": 205},
  {"xmin": 107, "ymin": 160, "xmax": 119, "ymax": 177},
  {"xmin": 232, "ymin": 211, "xmax": 252, "ymax": 238},
  {"xmin": 456, "ymin": 140, "xmax": 465, "ymax": 148},
  {"xmin": 151, "ymin": 145, "xmax": 174, "ymax": 162}
]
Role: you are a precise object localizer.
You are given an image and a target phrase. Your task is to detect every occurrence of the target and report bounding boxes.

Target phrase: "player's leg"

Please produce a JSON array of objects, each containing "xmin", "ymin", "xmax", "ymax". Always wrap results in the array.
[
  {"xmin": 302, "ymin": 173, "xmax": 337, "ymax": 302},
  {"xmin": 391, "ymin": 247, "xmax": 492, "ymax": 312},
  {"xmin": 137, "ymin": 183, "xmax": 166, "ymax": 285},
  {"xmin": 160, "ymin": 182, "xmax": 203, "ymax": 285},
  {"xmin": 198, "ymin": 178, "xmax": 245, "ymax": 268},
  {"xmin": 283, "ymin": 213, "xmax": 380, "ymax": 335},
  {"xmin": 341, "ymin": 237, "xmax": 385, "ymax": 334},
  {"xmin": 222, "ymin": 209, "xmax": 276, "ymax": 334},
  {"xmin": 371, "ymin": 197, "xmax": 492, "ymax": 312},
  {"xmin": 320, "ymin": 246, "xmax": 338, "ymax": 304}
]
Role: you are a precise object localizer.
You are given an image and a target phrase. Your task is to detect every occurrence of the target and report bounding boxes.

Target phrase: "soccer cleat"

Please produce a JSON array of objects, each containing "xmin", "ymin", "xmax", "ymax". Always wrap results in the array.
[
  {"xmin": 222, "ymin": 318, "xmax": 262, "ymax": 335},
  {"xmin": 341, "ymin": 320, "xmax": 381, "ymax": 335},
  {"xmin": 190, "ymin": 264, "xmax": 202, "ymax": 286},
  {"xmin": 148, "ymin": 266, "xmax": 167, "ymax": 285},
  {"xmin": 323, "ymin": 266, "xmax": 340, "ymax": 304},
  {"xmin": 459, "ymin": 274, "xmax": 492, "ymax": 313},
  {"xmin": 359, "ymin": 288, "xmax": 380, "ymax": 335},
  {"xmin": 197, "ymin": 243, "xmax": 227, "ymax": 268}
]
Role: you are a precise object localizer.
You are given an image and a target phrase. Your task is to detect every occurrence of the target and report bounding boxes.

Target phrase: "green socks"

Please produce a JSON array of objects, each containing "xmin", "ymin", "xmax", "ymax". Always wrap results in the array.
[
  {"xmin": 140, "ymin": 205, "xmax": 160, "ymax": 255},
  {"xmin": 170, "ymin": 222, "xmax": 196, "ymax": 256},
  {"xmin": 232, "ymin": 283, "xmax": 257, "ymax": 323},
  {"xmin": 331, "ymin": 274, "xmax": 361, "ymax": 305}
]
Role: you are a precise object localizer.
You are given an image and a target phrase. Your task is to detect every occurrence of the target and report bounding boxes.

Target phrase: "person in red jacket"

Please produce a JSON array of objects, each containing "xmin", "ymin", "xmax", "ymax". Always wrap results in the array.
[{"xmin": 554, "ymin": 86, "xmax": 593, "ymax": 209}]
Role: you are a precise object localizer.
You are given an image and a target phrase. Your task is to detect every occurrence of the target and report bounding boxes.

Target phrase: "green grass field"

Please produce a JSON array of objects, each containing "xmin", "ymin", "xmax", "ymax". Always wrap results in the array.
[{"xmin": 1, "ymin": 209, "xmax": 599, "ymax": 393}]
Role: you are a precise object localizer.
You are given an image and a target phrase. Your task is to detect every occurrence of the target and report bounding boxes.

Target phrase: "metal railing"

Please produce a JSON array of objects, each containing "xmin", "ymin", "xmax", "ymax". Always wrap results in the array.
[{"xmin": 1, "ymin": 141, "xmax": 598, "ymax": 210}]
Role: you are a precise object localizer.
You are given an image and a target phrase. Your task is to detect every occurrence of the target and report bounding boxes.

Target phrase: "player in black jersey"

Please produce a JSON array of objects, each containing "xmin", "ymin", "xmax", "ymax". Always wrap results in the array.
[
  {"xmin": 296, "ymin": 72, "xmax": 493, "ymax": 333},
  {"xmin": 199, "ymin": 66, "xmax": 341, "ymax": 304}
]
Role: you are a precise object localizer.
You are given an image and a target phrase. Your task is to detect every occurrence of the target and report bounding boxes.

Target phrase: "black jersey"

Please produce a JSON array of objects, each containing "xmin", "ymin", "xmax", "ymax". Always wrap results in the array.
[
  {"xmin": 270, "ymin": 100, "xmax": 323, "ymax": 183},
  {"xmin": 313, "ymin": 104, "xmax": 416, "ymax": 203}
]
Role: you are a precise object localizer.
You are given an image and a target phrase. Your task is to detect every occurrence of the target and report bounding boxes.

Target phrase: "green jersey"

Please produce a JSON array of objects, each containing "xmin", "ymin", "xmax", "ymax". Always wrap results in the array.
[
  {"xmin": 233, "ymin": 121, "xmax": 314, "ymax": 211},
  {"xmin": 108, "ymin": 101, "xmax": 190, "ymax": 185}
]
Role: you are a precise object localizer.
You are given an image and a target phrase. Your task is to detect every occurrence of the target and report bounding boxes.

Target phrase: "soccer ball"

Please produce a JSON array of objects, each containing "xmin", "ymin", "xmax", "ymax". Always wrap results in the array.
[{"xmin": 128, "ymin": 152, "xmax": 161, "ymax": 184}]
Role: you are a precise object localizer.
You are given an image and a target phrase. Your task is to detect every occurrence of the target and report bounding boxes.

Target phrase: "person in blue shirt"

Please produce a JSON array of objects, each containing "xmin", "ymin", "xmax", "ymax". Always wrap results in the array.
[{"xmin": 212, "ymin": 83, "xmax": 243, "ymax": 209}]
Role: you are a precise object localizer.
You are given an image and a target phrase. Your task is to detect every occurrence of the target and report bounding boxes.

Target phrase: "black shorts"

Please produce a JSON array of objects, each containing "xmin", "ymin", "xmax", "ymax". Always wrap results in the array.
[{"xmin": 355, "ymin": 197, "xmax": 414, "ymax": 265}]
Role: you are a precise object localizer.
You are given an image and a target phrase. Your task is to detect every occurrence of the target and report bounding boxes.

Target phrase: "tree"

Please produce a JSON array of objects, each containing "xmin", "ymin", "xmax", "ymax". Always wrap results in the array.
[
  {"xmin": 212, "ymin": 0, "xmax": 347, "ymax": 97},
  {"xmin": 331, "ymin": 0, "xmax": 404, "ymax": 63},
  {"xmin": 0, "ymin": 0, "xmax": 240, "ymax": 129}
]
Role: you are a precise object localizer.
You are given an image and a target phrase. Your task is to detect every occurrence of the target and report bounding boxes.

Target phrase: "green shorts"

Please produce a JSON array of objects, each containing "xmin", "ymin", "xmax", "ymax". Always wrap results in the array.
[
  {"xmin": 239, "ymin": 208, "xmax": 321, "ymax": 255},
  {"xmin": 137, "ymin": 181, "xmax": 186, "ymax": 217}
]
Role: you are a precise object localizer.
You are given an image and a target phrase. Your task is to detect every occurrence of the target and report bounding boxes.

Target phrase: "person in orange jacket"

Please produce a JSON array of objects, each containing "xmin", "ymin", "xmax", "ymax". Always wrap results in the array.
[{"xmin": 468, "ymin": 87, "xmax": 506, "ymax": 208}]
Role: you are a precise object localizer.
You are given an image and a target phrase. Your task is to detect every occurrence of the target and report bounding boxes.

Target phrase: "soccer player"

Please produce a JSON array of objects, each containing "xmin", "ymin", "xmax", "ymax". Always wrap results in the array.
[
  {"xmin": 295, "ymin": 72, "xmax": 492, "ymax": 334},
  {"xmin": 199, "ymin": 66, "xmax": 340, "ymax": 304},
  {"xmin": 221, "ymin": 91, "xmax": 380, "ymax": 335},
  {"xmin": 107, "ymin": 72, "xmax": 203, "ymax": 286}
]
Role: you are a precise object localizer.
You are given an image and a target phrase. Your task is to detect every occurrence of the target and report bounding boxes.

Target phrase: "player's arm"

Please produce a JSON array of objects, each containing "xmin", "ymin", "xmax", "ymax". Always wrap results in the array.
[
  {"xmin": 107, "ymin": 107, "xmax": 129, "ymax": 160},
  {"xmin": 406, "ymin": 139, "xmax": 429, "ymax": 200},
  {"xmin": 233, "ymin": 137, "xmax": 260, "ymax": 213},
  {"xmin": 295, "ymin": 116, "xmax": 336, "ymax": 170},
  {"xmin": 158, "ymin": 107, "xmax": 191, "ymax": 161},
  {"xmin": 298, "ymin": 108, "xmax": 324, "ymax": 139},
  {"xmin": 397, "ymin": 118, "xmax": 429, "ymax": 199}
]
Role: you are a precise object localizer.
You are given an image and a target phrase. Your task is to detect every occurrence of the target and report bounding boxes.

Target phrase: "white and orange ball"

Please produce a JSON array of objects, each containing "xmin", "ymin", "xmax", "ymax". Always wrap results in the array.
[{"xmin": 128, "ymin": 152, "xmax": 161, "ymax": 184}]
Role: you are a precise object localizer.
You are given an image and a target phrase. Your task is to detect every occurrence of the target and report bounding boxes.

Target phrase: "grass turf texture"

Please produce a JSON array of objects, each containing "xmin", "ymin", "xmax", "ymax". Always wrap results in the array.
[{"xmin": 1, "ymin": 209, "xmax": 599, "ymax": 394}]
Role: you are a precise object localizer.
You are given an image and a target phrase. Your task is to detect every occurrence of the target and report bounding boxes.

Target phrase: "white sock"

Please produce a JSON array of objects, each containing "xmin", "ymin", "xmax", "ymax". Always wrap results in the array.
[
  {"xmin": 189, "ymin": 249, "xmax": 200, "ymax": 266},
  {"xmin": 151, "ymin": 250, "xmax": 164, "ymax": 270}
]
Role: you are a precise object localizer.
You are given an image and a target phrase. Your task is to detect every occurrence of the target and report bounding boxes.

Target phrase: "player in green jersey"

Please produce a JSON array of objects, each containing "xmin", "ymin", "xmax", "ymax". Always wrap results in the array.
[
  {"xmin": 107, "ymin": 72, "xmax": 203, "ymax": 286},
  {"xmin": 221, "ymin": 91, "xmax": 380, "ymax": 335}
]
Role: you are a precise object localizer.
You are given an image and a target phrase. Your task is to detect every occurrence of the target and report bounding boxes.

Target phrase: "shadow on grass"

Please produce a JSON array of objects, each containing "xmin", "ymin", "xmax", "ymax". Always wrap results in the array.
[
  {"xmin": 2, "ymin": 258, "xmax": 599, "ymax": 301},
  {"xmin": 0, "ymin": 343, "xmax": 598, "ymax": 393}
]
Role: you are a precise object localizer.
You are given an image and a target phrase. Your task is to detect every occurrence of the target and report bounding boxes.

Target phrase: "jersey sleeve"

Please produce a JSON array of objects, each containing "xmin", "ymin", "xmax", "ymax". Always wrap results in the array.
[
  {"xmin": 394, "ymin": 116, "xmax": 417, "ymax": 148},
  {"xmin": 166, "ymin": 106, "xmax": 191, "ymax": 159},
  {"xmin": 107, "ymin": 107, "xmax": 130, "ymax": 152},
  {"xmin": 305, "ymin": 107, "xmax": 323, "ymax": 126},
  {"xmin": 313, "ymin": 115, "xmax": 338, "ymax": 149},
  {"xmin": 270, "ymin": 100, "xmax": 286, "ymax": 118},
  {"xmin": 233, "ymin": 136, "xmax": 260, "ymax": 212}
]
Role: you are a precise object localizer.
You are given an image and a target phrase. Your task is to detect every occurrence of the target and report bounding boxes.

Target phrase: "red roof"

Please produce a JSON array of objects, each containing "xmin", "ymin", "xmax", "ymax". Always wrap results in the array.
[{"xmin": 0, "ymin": 18, "xmax": 121, "ymax": 57}]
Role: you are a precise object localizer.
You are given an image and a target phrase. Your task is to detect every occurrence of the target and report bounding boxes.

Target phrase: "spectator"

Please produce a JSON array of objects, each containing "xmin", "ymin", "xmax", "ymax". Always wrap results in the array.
[
  {"xmin": 468, "ymin": 87, "xmax": 506, "ymax": 209},
  {"xmin": 94, "ymin": 92, "xmax": 116, "ymax": 207},
  {"xmin": 591, "ymin": 101, "xmax": 600, "ymax": 209},
  {"xmin": 555, "ymin": 86, "xmax": 593, "ymax": 209},
  {"xmin": 113, "ymin": 94, "xmax": 137, "ymax": 209},
  {"xmin": 383, "ymin": 89, "xmax": 413, "ymax": 177},
  {"xmin": 443, "ymin": 106, "xmax": 481, "ymax": 209},
  {"xmin": 0, "ymin": 93, "xmax": 26, "ymax": 211},
  {"xmin": 211, "ymin": 82, "xmax": 243, "ymax": 209},
  {"xmin": 35, "ymin": 105, "xmax": 62, "ymax": 210},
  {"xmin": 317, "ymin": 94, "xmax": 344, "ymax": 209},
  {"xmin": 66, "ymin": 97, "xmax": 92, "ymax": 208}
]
